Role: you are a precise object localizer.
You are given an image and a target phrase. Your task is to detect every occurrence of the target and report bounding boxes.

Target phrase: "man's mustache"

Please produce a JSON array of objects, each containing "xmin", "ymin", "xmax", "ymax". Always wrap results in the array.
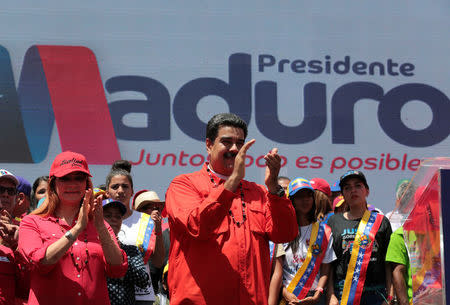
[{"xmin": 224, "ymin": 152, "xmax": 237, "ymax": 159}]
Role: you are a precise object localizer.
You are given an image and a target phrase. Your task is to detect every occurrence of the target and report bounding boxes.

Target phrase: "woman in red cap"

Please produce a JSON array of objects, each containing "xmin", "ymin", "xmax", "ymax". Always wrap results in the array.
[{"xmin": 18, "ymin": 151, "xmax": 128, "ymax": 305}]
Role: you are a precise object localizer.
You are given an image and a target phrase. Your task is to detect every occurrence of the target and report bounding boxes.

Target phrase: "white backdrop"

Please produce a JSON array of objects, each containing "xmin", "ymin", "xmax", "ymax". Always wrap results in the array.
[{"xmin": 0, "ymin": 1, "xmax": 449, "ymax": 213}]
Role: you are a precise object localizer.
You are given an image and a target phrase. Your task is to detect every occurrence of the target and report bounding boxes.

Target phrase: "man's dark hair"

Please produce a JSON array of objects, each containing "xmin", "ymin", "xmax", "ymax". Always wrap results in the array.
[
  {"xmin": 111, "ymin": 160, "xmax": 132, "ymax": 173},
  {"xmin": 206, "ymin": 113, "xmax": 248, "ymax": 142}
]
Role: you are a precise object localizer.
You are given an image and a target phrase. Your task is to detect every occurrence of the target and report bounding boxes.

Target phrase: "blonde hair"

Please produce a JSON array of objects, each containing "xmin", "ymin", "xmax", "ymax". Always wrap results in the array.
[{"xmin": 315, "ymin": 190, "xmax": 332, "ymax": 221}]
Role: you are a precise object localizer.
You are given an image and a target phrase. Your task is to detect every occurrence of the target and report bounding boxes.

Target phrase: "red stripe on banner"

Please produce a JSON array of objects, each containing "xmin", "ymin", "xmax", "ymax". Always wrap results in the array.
[
  {"xmin": 37, "ymin": 45, "xmax": 120, "ymax": 164},
  {"xmin": 143, "ymin": 233, "xmax": 157, "ymax": 264},
  {"xmin": 353, "ymin": 214, "xmax": 384, "ymax": 305},
  {"xmin": 298, "ymin": 225, "xmax": 331, "ymax": 299},
  {"xmin": 161, "ymin": 218, "xmax": 170, "ymax": 232}
]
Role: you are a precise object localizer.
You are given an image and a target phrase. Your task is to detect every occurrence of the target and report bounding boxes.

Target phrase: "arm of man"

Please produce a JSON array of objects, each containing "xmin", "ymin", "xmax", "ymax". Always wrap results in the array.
[
  {"xmin": 385, "ymin": 227, "xmax": 408, "ymax": 305},
  {"xmin": 385, "ymin": 262, "xmax": 394, "ymax": 305},
  {"xmin": 166, "ymin": 174, "xmax": 236, "ymax": 240},
  {"xmin": 392, "ymin": 263, "xmax": 409, "ymax": 305},
  {"xmin": 263, "ymin": 148, "xmax": 297, "ymax": 243}
]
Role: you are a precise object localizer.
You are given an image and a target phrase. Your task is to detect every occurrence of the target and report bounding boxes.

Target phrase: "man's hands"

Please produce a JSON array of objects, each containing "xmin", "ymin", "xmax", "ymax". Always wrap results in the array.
[
  {"xmin": 224, "ymin": 139, "xmax": 283, "ymax": 194},
  {"xmin": 264, "ymin": 148, "xmax": 282, "ymax": 194},
  {"xmin": 150, "ymin": 209, "xmax": 162, "ymax": 233},
  {"xmin": 224, "ymin": 139, "xmax": 255, "ymax": 192},
  {"xmin": 0, "ymin": 209, "xmax": 19, "ymax": 249}
]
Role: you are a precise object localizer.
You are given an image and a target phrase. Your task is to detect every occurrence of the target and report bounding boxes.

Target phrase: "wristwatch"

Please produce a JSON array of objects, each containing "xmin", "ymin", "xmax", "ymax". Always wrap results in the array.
[{"xmin": 64, "ymin": 230, "xmax": 75, "ymax": 242}]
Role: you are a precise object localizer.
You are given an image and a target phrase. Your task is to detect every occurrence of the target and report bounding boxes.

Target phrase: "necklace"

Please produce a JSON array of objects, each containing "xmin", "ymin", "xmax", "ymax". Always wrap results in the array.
[
  {"xmin": 56, "ymin": 218, "xmax": 89, "ymax": 270},
  {"xmin": 206, "ymin": 167, "xmax": 247, "ymax": 227},
  {"xmin": 299, "ymin": 224, "xmax": 312, "ymax": 244},
  {"xmin": 298, "ymin": 224, "xmax": 312, "ymax": 261}
]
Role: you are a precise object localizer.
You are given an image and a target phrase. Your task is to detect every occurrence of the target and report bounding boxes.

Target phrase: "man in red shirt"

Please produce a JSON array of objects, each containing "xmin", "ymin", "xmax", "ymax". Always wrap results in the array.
[
  {"xmin": 0, "ymin": 169, "xmax": 26, "ymax": 305},
  {"xmin": 166, "ymin": 113, "xmax": 298, "ymax": 305}
]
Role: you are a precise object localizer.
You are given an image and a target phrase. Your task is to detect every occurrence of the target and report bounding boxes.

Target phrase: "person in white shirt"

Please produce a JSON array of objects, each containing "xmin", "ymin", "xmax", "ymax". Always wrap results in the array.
[
  {"xmin": 269, "ymin": 177, "xmax": 336, "ymax": 305},
  {"xmin": 106, "ymin": 164, "xmax": 164, "ymax": 305}
]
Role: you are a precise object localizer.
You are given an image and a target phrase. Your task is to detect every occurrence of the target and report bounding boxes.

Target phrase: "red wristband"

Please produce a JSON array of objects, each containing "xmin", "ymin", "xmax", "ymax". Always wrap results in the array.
[
  {"xmin": 387, "ymin": 295, "xmax": 394, "ymax": 301},
  {"xmin": 316, "ymin": 287, "xmax": 324, "ymax": 294}
]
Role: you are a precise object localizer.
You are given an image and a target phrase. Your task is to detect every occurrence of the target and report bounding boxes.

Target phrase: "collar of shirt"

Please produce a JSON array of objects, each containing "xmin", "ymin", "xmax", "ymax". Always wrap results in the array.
[{"xmin": 207, "ymin": 164, "xmax": 230, "ymax": 181}]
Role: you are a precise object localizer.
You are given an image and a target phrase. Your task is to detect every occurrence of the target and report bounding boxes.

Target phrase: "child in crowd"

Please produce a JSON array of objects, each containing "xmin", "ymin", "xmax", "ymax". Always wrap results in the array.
[
  {"xmin": 269, "ymin": 177, "xmax": 336, "ymax": 305},
  {"xmin": 103, "ymin": 198, "xmax": 149, "ymax": 305},
  {"xmin": 327, "ymin": 170, "xmax": 393, "ymax": 305}
]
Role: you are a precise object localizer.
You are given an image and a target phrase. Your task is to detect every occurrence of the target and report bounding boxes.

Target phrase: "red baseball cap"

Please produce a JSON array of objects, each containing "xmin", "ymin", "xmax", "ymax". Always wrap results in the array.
[
  {"xmin": 49, "ymin": 151, "xmax": 92, "ymax": 178},
  {"xmin": 333, "ymin": 195, "xmax": 345, "ymax": 209},
  {"xmin": 310, "ymin": 178, "xmax": 331, "ymax": 197}
]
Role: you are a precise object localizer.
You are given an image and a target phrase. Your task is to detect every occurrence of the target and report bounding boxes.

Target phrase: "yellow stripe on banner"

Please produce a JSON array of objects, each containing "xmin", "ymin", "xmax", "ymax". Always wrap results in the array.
[
  {"xmin": 279, "ymin": 222, "xmax": 320, "ymax": 305},
  {"xmin": 340, "ymin": 210, "xmax": 371, "ymax": 305},
  {"xmin": 136, "ymin": 213, "xmax": 151, "ymax": 251}
]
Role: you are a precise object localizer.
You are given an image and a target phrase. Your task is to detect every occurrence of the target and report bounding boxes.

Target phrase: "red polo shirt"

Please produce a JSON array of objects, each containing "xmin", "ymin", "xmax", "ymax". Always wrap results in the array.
[
  {"xmin": 0, "ymin": 245, "xmax": 16, "ymax": 305},
  {"xmin": 18, "ymin": 215, "xmax": 128, "ymax": 305},
  {"xmin": 166, "ymin": 163, "xmax": 298, "ymax": 305}
]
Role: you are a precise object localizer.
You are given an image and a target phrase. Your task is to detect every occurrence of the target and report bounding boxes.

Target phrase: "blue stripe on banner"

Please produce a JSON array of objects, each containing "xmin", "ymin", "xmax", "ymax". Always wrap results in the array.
[
  {"xmin": 292, "ymin": 223, "xmax": 326, "ymax": 296},
  {"xmin": 141, "ymin": 218, "xmax": 155, "ymax": 253},
  {"xmin": 0, "ymin": 46, "xmax": 33, "ymax": 162},
  {"xmin": 347, "ymin": 212, "xmax": 377, "ymax": 302},
  {"xmin": 269, "ymin": 241, "xmax": 275, "ymax": 260}
]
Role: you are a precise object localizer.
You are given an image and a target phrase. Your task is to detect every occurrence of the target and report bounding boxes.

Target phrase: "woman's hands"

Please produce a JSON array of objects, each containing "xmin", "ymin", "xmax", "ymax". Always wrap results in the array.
[
  {"xmin": 282, "ymin": 287, "xmax": 322, "ymax": 305},
  {"xmin": 92, "ymin": 194, "xmax": 106, "ymax": 230},
  {"xmin": 75, "ymin": 189, "xmax": 106, "ymax": 233},
  {"xmin": 73, "ymin": 189, "xmax": 92, "ymax": 233},
  {"xmin": 282, "ymin": 288, "xmax": 301, "ymax": 304}
]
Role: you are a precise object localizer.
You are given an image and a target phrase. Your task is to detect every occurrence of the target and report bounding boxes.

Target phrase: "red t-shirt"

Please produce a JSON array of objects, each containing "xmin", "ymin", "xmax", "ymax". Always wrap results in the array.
[
  {"xmin": 166, "ymin": 163, "xmax": 298, "ymax": 305},
  {"xmin": 18, "ymin": 215, "xmax": 128, "ymax": 305}
]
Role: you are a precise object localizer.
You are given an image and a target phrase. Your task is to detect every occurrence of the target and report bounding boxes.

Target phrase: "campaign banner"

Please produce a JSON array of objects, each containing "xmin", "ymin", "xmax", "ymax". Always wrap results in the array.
[{"xmin": 0, "ymin": 1, "xmax": 449, "ymax": 213}]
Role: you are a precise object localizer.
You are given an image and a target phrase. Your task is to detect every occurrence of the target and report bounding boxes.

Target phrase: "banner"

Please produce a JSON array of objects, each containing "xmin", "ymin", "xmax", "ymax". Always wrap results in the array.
[{"xmin": 0, "ymin": 2, "xmax": 449, "ymax": 213}]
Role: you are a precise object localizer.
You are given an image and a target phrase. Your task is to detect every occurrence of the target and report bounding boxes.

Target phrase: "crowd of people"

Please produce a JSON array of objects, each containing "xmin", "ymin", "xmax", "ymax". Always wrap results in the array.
[{"xmin": 0, "ymin": 113, "xmax": 418, "ymax": 305}]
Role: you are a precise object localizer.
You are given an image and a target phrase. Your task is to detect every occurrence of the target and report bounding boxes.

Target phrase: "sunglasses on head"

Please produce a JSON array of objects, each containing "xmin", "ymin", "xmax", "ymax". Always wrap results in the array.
[{"xmin": 0, "ymin": 186, "xmax": 17, "ymax": 196}]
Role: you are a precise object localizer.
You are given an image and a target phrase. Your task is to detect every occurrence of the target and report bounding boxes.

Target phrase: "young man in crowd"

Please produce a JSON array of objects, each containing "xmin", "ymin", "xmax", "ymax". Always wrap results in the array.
[{"xmin": 327, "ymin": 170, "xmax": 393, "ymax": 305}]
